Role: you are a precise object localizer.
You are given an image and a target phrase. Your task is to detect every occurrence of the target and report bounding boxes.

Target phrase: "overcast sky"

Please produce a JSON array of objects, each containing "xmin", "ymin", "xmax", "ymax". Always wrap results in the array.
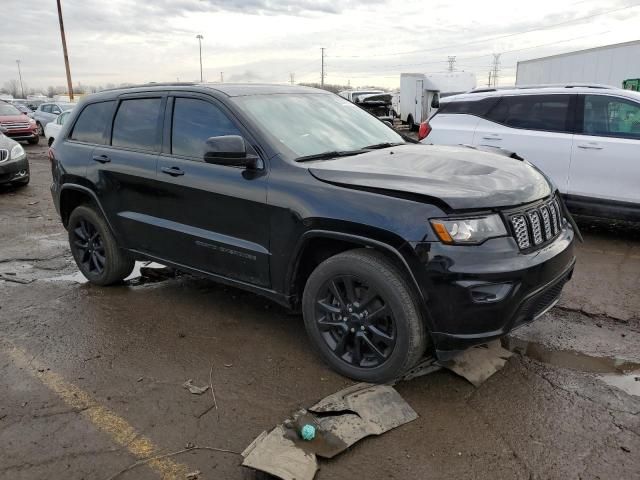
[{"xmin": 1, "ymin": 0, "xmax": 639, "ymax": 92}]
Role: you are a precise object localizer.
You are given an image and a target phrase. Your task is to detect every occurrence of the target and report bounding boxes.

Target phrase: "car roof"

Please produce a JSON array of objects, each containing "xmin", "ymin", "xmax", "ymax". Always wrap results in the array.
[
  {"xmin": 94, "ymin": 82, "xmax": 329, "ymax": 98},
  {"xmin": 442, "ymin": 84, "xmax": 640, "ymax": 103}
]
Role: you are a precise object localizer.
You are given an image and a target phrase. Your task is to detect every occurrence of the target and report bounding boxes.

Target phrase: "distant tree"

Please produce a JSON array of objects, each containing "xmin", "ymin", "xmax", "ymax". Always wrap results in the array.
[
  {"xmin": 46, "ymin": 86, "xmax": 57, "ymax": 98},
  {"xmin": 3, "ymin": 79, "xmax": 21, "ymax": 98}
]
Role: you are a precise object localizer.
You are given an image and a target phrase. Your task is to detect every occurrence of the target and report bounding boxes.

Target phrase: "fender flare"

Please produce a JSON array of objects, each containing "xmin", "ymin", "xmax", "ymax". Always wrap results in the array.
[
  {"xmin": 286, "ymin": 229, "xmax": 427, "ymax": 309},
  {"xmin": 59, "ymin": 184, "xmax": 116, "ymax": 236}
]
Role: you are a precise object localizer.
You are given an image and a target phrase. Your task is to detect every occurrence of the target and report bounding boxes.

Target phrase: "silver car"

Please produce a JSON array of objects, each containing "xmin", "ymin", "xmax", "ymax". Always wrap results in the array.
[{"xmin": 32, "ymin": 102, "xmax": 75, "ymax": 136}]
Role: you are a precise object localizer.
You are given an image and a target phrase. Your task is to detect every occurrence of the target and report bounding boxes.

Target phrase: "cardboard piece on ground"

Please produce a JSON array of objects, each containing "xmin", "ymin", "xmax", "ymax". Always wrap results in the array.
[
  {"xmin": 241, "ymin": 383, "xmax": 418, "ymax": 479},
  {"xmin": 441, "ymin": 340, "xmax": 513, "ymax": 387}
]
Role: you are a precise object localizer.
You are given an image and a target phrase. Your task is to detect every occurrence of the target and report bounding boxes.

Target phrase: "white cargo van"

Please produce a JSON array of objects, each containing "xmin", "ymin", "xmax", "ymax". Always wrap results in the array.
[{"xmin": 400, "ymin": 74, "xmax": 440, "ymax": 130}]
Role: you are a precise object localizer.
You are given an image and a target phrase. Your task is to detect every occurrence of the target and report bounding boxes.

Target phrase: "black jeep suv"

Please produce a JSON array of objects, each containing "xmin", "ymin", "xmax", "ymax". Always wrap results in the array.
[{"xmin": 50, "ymin": 83, "xmax": 576, "ymax": 382}]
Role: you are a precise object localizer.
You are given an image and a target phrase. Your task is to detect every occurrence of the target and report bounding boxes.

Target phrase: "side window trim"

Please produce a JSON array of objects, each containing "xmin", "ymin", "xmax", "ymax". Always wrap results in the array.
[{"xmin": 108, "ymin": 94, "xmax": 167, "ymax": 153}]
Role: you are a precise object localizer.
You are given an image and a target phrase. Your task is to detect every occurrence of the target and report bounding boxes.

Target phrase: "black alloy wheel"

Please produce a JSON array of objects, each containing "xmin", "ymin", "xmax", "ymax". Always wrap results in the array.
[
  {"xmin": 72, "ymin": 218, "xmax": 106, "ymax": 275},
  {"xmin": 315, "ymin": 275, "xmax": 396, "ymax": 369}
]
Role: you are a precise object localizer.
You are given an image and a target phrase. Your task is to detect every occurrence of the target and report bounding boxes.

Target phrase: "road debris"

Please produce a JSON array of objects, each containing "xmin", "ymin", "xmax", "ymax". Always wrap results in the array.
[
  {"xmin": 242, "ymin": 383, "xmax": 417, "ymax": 480},
  {"xmin": 439, "ymin": 340, "xmax": 513, "ymax": 387},
  {"xmin": 183, "ymin": 379, "xmax": 209, "ymax": 395},
  {"xmin": 0, "ymin": 274, "xmax": 34, "ymax": 284},
  {"xmin": 186, "ymin": 470, "xmax": 201, "ymax": 479}
]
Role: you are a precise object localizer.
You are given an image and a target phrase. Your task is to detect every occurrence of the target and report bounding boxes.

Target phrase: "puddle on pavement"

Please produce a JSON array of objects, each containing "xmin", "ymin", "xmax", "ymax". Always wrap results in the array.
[
  {"xmin": 43, "ymin": 261, "xmax": 169, "ymax": 285},
  {"xmin": 505, "ymin": 337, "xmax": 640, "ymax": 397},
  {"xmin": 505, "ymin": 337, "xmax": 640, "ymax": 374}
]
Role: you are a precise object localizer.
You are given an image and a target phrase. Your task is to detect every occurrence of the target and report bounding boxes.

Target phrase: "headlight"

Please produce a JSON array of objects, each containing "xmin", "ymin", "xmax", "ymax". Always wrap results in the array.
[
  {"xmin": 29, "ymin": 118, "xmax": 36, "ymax": 125},
  {"xmin": 10, "ymin": 144, "xmax": 25, "ymax": 160},
  {"xmin": 430, "ymin": 214, "xmax": 507, "ymax": 245}
]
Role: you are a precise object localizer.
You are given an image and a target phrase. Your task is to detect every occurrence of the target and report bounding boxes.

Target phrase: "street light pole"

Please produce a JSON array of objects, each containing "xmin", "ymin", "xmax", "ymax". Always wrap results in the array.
[
  {"xmin": 196, "ymin": 34, "xmax": 203, "ymax": 82},
  {"xmin": 16, "ymin": 60, "xmax": 25, "ymax": 98},
  {"xmin": 56, "ymin": 0, "xmax": 74, "ymax": 101}
]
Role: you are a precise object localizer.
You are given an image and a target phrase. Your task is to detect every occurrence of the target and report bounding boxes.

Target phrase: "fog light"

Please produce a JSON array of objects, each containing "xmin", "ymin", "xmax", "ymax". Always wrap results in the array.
[
  {"xmin": 457, "ymin": 281, "xmax": 513, "ymax": 304},
  {"xmin": 14, "ymin": 170, "xmax": 27, "ymax": 178}
]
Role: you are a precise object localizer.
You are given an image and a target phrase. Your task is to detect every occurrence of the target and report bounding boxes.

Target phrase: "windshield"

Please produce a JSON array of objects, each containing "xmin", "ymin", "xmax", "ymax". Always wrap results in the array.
[
  {"xmin": 233, "ymin": 93, "xmax": 403, "ymax": 160},
  {"xmin": 0, "ymin": 103, "xmax": 21, "ymax": 116}
]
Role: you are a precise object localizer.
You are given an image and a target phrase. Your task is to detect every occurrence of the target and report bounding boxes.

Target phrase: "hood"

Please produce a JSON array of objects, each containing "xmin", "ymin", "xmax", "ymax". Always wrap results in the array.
[
  {"xmin": 307, "ymin": 144, "xmax": 551, "ymax": 210},
  {"xmin": 0, "ymin": 114, "xmax": 31, "ymax": 123},
  {"xmin": 0, "ymin": 133, "xmax": 18, "ymax": 149}
]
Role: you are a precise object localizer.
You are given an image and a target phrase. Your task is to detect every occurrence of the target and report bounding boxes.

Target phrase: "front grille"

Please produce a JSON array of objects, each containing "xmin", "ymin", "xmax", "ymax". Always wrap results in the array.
[
  {"xmin": 509, "ymin": 197, "xmax": 564, "ymax": 251},
  {"xmin": 0, "ymin": 121, "xmax": 30, "ymax": 130},
  {"xmin": 0, "ymin": 149, "xmax": 7, "ymax": 162}
]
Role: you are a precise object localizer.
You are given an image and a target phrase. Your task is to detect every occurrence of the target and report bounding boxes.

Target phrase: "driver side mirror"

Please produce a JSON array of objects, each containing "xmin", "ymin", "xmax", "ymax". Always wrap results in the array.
[
  {"xmin": 431, "ymin": 93, "xmax": 440, "ymax": 109},
  {"xmin": 53, "ymin": 108, "xmax": 61, "ymax": 115},
  {"xmin": 203, "ymin": 135, "xmax": 261, "ymax": 169}
]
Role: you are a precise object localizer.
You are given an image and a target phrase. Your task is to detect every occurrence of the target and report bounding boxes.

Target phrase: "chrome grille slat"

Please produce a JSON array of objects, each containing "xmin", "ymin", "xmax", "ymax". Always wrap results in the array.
[
  {"xmin": 540, "ymin": 207, "xmax": 552, "ymax": 240},
  {"xmin": 511, "ymin": 215, "xmax": 530, "ymax": 249},
  {"xmin": 0, "ymin": 121, "xmax": 30, "ymax": 129},
  {"xmin": 0, "ymin": 149, "xmax": 8, "ymax": 162},
  {"xmin": 510, "ymin": 196, "xmax": 563, "ymax": 251}
]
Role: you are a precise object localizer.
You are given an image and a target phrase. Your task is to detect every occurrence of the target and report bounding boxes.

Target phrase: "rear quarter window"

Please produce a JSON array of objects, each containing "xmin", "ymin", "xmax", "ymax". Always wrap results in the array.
[
  {"xmin": 438, "ymin": 97, "xmax": 499, "ymax": 116},
  {"xmin": 70, "ymin": 101, "xmax": 115, "ymax": 144},
  {"xmin": 485, "ymin": 94, "xmax": 572, "ymax": 133}
]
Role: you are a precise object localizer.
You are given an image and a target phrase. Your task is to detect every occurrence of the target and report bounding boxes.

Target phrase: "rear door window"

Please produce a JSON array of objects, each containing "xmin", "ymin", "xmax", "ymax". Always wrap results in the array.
[
  {"xmin": 582, "ymin": 95, "xmax": 640, "ymax": 139},
  {"xmin": 42, "ymin": 105, "xmax": 51, "ymax": 113},
  {"xmin": 485, "ymin": 95, "xmax": 572, "ymax": 133},
  {"xmin": 171, "ymin": 97, "xmax": 241, "ymax": 159},
  {"xmin": 112, "ymin": 98, "xmax": 163, "ymax": 152},
  {"xmin": 70, "ymin": 101, "xmax": 115, "ymax": 144}
]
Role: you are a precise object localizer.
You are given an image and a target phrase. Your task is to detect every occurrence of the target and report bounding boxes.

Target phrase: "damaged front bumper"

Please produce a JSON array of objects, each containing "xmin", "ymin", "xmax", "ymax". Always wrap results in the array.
[{"xmin": 408, "ymin": 223, "xmax": 576, "ymax": 361}]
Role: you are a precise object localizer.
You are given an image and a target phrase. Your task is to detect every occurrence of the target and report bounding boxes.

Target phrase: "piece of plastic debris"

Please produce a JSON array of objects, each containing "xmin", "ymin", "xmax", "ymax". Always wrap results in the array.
[
  {"xmin": 182, "ymin": 379, "xmax": 209, "ymax": 395},
  {"xmin": 439, "ymin": 340, "xmax": 513, "ymax": 387},
  {"xmin": 300, "ymin": 424, "xmax": 316, "ymax": 441},
  {"xmin": 186, "ymin": 470, "xmax": 201, "ymax": 479},
  {"xmin": 242, "ymin": 383, "xmax": 417, "ymax": 480}
]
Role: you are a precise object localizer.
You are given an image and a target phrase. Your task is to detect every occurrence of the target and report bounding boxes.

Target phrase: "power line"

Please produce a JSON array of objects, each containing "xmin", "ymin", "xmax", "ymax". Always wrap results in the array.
[
  {"xmin": 447, "ymin": 56, "xmax": 456, "ymax": 72},
  {"xmin": 491, "ymin": 53, "xmax": 501, "ymax": 87},
  {"xmin": 328, "ymin": 2, "xmax": 640, "ymax": 59}
]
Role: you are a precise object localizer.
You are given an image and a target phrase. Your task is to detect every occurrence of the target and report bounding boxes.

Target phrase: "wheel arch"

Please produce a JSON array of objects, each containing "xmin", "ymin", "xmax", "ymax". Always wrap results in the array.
[
  {"xmin": 287, "ymin": 230, "xmax": 427, "ymax": 314},
  {"xmin": 59, "ymin": 185, "xmax": 115, "ymax": 235}
]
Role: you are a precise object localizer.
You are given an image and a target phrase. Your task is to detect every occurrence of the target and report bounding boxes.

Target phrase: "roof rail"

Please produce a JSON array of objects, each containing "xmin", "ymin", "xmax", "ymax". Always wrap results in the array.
[
  {"xmin": 100, "ymin": 82, "xmax": 198, "ymax": 92},
  {"xmin": 468, "ymin": 83, "xmax": 617, "ymax": 94}
]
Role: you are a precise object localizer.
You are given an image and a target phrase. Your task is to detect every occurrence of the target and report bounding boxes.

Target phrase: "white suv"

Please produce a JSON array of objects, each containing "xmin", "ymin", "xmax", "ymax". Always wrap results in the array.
[{"xmin": 422, "ymin": 85, "xmax": 640, "ymax": 221}]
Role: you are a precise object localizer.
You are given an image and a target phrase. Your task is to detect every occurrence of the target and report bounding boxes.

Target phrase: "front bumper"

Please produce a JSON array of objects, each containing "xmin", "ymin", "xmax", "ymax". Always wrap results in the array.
[
  {"xmin": 4, "ymin": 128, "xmax": 38, "ymax": 141},
  {"xmin": 0, "ymin": 156, "xmax": 30, "ymax": 184},
  {"xmin": 408, "ymin": 223, "xmax": 576, "ymax": 360}
]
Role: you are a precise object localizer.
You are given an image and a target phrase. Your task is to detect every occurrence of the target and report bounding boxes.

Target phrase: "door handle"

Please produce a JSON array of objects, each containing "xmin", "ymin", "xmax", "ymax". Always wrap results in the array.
[
  {"xmin": 577, "ymin": 144, "xmax": 603, "ymax": 150},
  {"xmin": 92, "ymin": 154, "xmax": 111, "ymax": 163},
  {"xmin": 161, "ymin": 166, "xmax": 185, "ymax": 176},
  {"xmin": 482, "ymin": 135, "xmax": 502, "ymax": 141}
]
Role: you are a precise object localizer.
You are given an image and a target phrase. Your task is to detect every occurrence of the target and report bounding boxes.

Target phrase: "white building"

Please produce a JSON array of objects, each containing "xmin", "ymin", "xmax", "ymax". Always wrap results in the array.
[{"xmin": 516, "ymin": 40, "xmax": 640, "ymax": 88}]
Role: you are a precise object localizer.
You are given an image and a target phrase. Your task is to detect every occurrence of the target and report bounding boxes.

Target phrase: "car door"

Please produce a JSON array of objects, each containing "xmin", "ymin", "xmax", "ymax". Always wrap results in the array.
[
  {"xmin": 569, "ymin": 94, "xmax": 640, "ymax": 205},
  {"xmin": 87, "ymin": 94, "xmax": 166, "ymax": 251},
  {"xmin": 472, "ymin": 94, "xmax": 576, "ymax": 193},
  {"xmin": 153, "ymin": 93, "xmax": 270, "ymax": 287}
]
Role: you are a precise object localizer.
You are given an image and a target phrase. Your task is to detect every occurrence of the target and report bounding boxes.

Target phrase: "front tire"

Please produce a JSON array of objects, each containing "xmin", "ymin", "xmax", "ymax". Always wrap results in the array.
[
  {"xmin": 302, "ymin": 249, "xmax": 427, "ymax": 383},
  {"xmin": 36, "ymin": 122, "xmax": 44, "ymax": 136},
  {"xmin": 68, "ymin": 205, "xmax": 134, "ymax": 285}
]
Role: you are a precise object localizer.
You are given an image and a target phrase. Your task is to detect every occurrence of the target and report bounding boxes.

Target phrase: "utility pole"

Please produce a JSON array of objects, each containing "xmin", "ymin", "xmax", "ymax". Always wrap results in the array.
[
  {"xmin": 487, "ymin": 70, "xmax": 493, "ymax": 87},
  {"xmin": 16, "ymin": 60, "xmax": 25, "ymax": 98},
  {"xmin": 196, "ymin": 35, "xmax": 203, "ymax": 82},
  {"xmin": 289, "ymin": 73, "xmax": 295, "ymax": 85},
  {"xmin": 56, "ymin": 0, "xmax": 74, "ymax": 101},
  {"xmin": 220, "ymin": 72, "xmax": 224, "ymax": 83},
  {"xmin": 447, "ymin": 56, "xmax": 456, "ymax": 72},
  {"xmin": 491, "ymin": 53, "xmax": 501, "ymax": 87},
  {"xmin": 321, "ymin": 47, "xmax": 325, "ymax": 86}
]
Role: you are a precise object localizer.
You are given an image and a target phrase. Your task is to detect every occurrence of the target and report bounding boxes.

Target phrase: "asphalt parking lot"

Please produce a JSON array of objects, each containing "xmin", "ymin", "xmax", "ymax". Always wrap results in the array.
[{"xmin": 1, "ymin": 143, "xmax": 639, "ymax": 480}]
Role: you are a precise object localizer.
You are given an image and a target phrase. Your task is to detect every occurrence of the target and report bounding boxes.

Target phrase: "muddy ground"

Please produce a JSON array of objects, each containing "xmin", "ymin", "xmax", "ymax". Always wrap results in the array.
[{"xmin": 0, "ymin": 143, "xmax": 638, "ymax": 480}]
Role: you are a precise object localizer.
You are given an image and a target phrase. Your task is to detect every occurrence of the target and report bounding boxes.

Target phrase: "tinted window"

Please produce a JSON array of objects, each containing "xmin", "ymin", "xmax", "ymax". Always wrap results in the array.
[
  {"xmin": 171, "ymin": 98, "xmax": 241, "ymax": 158},
  {"xmin": 485, "ymin": 95, "xmax": 571, "ymax": 133},
  {"xmin": 583, "ymin": 95, "xmax": 640, "ymax": 139},
  {"xmin": 42, "ymin": 105, "xmax": 51, "ymax": 113},
  {"xmin": 112, "ymin": 98, "xmax": 162, "ymax": 151},
  {"xmin": 70, "ymin": 101, "xmax": 115, "ymax": 144},
  {"xmin": 439, "ymin": 97, "xmax": 499, "ymax": 116},
  {"xmin": 58, "ymin": 111, "xmax": 70, "ymax": 125}
]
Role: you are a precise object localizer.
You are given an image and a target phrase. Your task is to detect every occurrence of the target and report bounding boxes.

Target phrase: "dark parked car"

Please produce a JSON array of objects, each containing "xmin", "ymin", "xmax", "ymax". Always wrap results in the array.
[
  {"xmin": 0, "ymin": 132, "xmax": 30, "ymax": 186},
  {"xmin": 50, "ymin": 83, "xmax": 577, "ymax": 382}
]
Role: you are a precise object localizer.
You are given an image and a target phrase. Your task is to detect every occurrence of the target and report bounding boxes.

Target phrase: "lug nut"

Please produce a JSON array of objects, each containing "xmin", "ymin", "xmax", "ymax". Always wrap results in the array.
[{"xmin": 360, "ymin": 326, "xmax": 365, "ymax": 331}]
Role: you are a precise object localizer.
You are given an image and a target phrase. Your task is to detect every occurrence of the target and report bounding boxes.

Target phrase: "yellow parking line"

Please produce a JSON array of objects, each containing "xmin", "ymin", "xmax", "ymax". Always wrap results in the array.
[{"xmin": 5, "ymin": 342, "xmax": 191, "ymax": 479}]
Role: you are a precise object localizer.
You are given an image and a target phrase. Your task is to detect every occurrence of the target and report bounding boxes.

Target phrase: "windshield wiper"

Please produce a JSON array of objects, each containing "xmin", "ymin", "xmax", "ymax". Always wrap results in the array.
[
  {"xmin": 361, "ymin": 142, "xmax": 405, "ymax": 150},
  {"xmin": 295, "ymin": 150, "xmax": 366, "ymax": 162}
]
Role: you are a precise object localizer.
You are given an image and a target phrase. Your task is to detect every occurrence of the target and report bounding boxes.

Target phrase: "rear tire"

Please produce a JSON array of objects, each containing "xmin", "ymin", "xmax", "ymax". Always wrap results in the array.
[
  {"xmin": 68, "ymin": 205, "xmax": 134, "ymax": 286},
  {"xmin": 302, "ymin": 249, "xmax": 427, "ymax": 383}
]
